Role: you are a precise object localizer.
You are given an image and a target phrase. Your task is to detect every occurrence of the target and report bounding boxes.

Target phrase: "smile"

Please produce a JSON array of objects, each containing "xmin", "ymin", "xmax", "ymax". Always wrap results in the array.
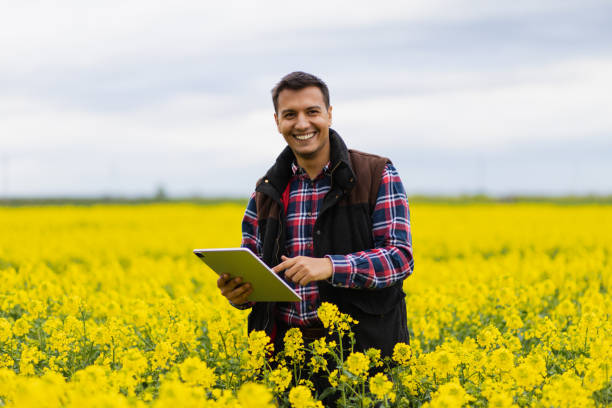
[{"xmin": 293, "ymin": 132, "xmax": 316, "ymax": 141}]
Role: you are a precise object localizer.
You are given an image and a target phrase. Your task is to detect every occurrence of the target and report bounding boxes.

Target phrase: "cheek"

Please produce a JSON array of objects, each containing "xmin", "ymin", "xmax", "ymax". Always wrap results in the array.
[{"xmin": 279, "ymin": 122, "xmax": 293, "ymax": 134}]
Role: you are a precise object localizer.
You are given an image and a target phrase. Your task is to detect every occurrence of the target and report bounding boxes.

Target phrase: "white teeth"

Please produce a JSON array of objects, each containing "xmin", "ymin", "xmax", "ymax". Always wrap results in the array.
[{"xmin": 294, "ymin": 132, "xmax": 315, "ymax": 140}]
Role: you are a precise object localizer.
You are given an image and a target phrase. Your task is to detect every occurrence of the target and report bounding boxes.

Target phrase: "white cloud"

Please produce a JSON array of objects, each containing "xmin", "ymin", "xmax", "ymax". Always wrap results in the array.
[
  {"xmin": 335, "ymin": 57, "xmax": 612, "ymax": 152},
  {"xmin": 0, "ymin": 0, "xmax": 598, "ymax": 73},
  {"xmin": 1, "ymin": 1, "xmax": 610, "ymax": 196},
  {"xmin": 2, "ymin": 57, "xmax": 611, "ymax": 155}
]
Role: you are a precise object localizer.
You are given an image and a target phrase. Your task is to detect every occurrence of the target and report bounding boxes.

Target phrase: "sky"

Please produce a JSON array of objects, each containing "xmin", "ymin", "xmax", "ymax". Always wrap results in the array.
[{"xmin": 1, "ymin": 0, "xmax": 611, "ymax": 198}]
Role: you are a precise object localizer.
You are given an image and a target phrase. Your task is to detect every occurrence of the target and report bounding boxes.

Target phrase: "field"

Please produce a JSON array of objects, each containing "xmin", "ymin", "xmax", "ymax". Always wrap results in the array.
[{"xmin": 0, "ymin": 203, "xmax": 610, "ymax": 407}]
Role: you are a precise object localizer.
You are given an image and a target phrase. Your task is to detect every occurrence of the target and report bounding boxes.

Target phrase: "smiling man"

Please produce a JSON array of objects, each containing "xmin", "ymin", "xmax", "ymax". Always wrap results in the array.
[{"xmin": 217, "ymin": 71, "xmax": 414, "ymax": 360}]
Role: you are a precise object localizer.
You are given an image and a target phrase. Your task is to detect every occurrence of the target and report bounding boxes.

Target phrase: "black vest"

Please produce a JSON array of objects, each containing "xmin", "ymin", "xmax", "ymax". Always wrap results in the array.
[{"xmin": 248, "ymin": 129, "xmax": 409, "ymax": 357}]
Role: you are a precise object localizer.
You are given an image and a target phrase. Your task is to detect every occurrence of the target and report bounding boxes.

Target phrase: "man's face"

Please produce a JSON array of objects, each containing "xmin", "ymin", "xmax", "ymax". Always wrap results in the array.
[{"xmin": 274, "ymin": 86, "xmax": 333, "ymax": 162}]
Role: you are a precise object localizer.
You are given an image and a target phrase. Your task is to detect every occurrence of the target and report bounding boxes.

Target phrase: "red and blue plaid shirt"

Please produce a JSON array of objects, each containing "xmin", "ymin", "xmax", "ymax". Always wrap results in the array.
[{"xmin": 238, "ymin": 161, "xmax": 414, "ymax": 327}]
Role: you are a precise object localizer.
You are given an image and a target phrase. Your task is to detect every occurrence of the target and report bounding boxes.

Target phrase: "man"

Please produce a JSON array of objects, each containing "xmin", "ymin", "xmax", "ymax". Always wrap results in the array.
[{"xmin": 217, "ymin": 71, "xmax": 413, "ymax": 358}]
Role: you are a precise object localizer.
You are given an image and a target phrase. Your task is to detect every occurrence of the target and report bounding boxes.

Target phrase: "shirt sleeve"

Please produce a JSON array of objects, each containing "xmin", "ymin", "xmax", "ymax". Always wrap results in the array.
[
  {"xmin": 230, "ymin": 192, "xmax": 259, "ymax": 310},
  {"xmin": 326, "ymin": 163, "xmax": 414, "ymax": 289},
  {"xmin": 240, "ymin": 192, "xmax": 262, "ymax": 258}
]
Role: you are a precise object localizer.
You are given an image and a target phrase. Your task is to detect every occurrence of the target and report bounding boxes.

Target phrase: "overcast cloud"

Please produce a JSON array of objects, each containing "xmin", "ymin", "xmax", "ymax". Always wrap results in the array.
[{"xmin": 1, "ymin": 0, "xmax": 611, "ymax": 197}]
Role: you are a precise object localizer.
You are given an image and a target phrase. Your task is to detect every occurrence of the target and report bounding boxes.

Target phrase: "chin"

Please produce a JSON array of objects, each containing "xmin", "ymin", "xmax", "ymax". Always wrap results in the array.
[{"xmin": 296, "ymin": 145, "xmax": 325, "ymax": 159}]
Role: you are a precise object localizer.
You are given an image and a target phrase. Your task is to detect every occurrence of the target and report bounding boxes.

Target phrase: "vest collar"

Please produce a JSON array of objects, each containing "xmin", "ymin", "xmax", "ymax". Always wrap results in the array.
[{"xmin": 257, "ymin": 128, "xmax": 356, "ymax": 198}]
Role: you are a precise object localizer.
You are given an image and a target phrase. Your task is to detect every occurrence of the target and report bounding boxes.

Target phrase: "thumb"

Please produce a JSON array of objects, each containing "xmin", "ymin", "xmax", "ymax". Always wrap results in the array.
[{"xmin": 281, "ymin": 255, "xmax": 288, "ymax": 260}]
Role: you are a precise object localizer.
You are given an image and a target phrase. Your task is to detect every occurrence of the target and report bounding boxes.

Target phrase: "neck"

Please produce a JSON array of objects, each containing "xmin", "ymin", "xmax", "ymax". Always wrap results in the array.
[
  {"xmin": 295, "ymin": 144, "xmax": 331, "ymax": 180},
  {"xmin": 297, "ymin": 157, "xmax": 328, "ymax": 180}
]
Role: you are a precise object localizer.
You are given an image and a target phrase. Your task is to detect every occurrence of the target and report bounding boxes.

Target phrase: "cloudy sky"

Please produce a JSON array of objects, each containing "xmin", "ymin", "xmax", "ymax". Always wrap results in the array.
[{"xmin": 1, "ymin": 0, "xmax": 611, "ymax": 197}]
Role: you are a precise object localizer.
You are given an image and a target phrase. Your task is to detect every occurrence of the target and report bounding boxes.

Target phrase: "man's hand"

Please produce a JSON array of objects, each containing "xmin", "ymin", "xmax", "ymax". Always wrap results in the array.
[
  {"xmin": 273, "ymin": 255, "xmax": 333, "ymax": 286},
  {"xmin": 217, "ymin": 274, "xmax": 253, "ymax": 305}
]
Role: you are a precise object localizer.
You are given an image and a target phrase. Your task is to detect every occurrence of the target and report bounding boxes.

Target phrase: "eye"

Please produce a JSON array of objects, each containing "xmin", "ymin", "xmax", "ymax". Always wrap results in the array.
[
  {"xmin": 284, "ymin": 112, "xmax": 295, "ymax": 119},
  {"xmin": 308, "ymin": 110, "xmax": 319, "ymax": 115}
]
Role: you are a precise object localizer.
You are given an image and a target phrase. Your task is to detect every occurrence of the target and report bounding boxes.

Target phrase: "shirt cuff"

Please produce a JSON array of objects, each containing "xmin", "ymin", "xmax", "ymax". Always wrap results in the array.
[
  {"xmin": 326, "ymin": 254, "xmax": 353, "ymax": 288},
  {"xmin": 230, "ymin": 301, "xmax": 255, "ymax": 310}
]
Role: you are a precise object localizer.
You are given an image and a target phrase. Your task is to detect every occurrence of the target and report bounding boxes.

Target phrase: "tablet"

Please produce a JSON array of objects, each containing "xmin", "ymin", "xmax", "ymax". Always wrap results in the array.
[{"xmin": 193, "ymin": 247, "xmax": 301, "ymax": 302}]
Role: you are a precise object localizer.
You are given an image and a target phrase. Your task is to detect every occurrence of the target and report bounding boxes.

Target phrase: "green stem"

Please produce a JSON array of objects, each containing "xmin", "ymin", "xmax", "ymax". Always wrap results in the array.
[{"xmin": 339, "ymin": 333, "xmax": 347, "ymax": 406}]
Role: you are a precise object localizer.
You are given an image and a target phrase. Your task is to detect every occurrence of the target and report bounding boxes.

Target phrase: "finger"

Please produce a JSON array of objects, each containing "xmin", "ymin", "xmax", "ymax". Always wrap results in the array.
[
  {"xmin": 273, "ymin": 257, "xmax": 295, "ymax": 273},
  {"xmin": 233, "ymin": 291, "xmax": 252, "ymax": 305},
  {"xmin": 228, "ymin": 283, "xmax": 252, "ymax": 303},
  {"xmin": 291, "ymin": 269, "xmax": 307, "ymax": 284},
  {"xmin": 220, "ymin": 277, "xmax": 243, "ymax": 296},
  {"xmin": 237, "ymin": 285, "xmax": 254, "ymax": 303},
  {"xmin": 217, "ymin": 274, "xmax": 229, "ymax": 288},
  {"xmin": 298, "ymin": 275, "xmax": 312, "ymax": 286},
  {"xmin": 284, "ymin": 263, "xmax": 301, "ymax": 280}
]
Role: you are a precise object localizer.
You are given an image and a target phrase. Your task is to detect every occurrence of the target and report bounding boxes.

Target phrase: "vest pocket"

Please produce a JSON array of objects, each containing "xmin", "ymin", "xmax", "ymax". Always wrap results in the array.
[{"xmin": 341, "ymin": 284, "xmax": 405, "ymax": 316}]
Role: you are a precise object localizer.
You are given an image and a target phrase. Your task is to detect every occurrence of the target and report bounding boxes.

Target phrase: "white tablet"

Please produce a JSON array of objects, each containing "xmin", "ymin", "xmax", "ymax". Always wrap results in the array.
[{"xmin": 193, "ymin": 247, "xmax": 301, "ymax": 302}]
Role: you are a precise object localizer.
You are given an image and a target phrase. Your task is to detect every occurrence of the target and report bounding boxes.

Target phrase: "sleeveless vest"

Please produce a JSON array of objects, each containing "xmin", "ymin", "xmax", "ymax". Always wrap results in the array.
[{"xmin": 248, "ymin": 129, "xmax": 409, "ymax": 357}]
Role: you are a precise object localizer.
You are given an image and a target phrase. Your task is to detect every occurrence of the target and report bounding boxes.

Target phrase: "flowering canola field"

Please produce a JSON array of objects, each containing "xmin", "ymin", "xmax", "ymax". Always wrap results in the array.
[{"xmin": 0, "ymin": 203, "xmax": 610, "ymax": 407}]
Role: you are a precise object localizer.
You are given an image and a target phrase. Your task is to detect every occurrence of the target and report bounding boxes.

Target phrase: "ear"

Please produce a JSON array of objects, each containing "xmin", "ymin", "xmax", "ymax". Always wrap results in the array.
[
  {"xmin": 274, "ymin": 112, "xmax": 281, "ymax": 132},
  {"xmin": 327, "ymin": 105, "xmax": 333, "ymax": 126}
]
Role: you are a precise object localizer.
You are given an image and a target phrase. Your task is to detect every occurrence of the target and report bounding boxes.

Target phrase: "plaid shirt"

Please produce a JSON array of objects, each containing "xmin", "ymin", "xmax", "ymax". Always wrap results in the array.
[{"xmin": 238, "ymin": 161, "xmax": 413, "ymax": 327}]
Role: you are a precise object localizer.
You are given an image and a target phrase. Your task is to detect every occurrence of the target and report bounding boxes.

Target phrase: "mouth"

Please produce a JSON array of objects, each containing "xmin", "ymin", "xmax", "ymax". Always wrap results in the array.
[{"xmin": 293, "ymin": 131, "xmax": 317, "ymax": 141}]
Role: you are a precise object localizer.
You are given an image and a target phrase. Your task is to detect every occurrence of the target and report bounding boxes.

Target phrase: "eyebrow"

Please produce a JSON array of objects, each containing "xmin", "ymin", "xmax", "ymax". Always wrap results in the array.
[{"xmin": 280, "ymin": 105, "xmax": 323, "ymax": 115}]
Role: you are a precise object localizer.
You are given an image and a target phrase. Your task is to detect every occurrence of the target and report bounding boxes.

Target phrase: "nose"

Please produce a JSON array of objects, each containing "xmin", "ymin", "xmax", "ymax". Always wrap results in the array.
[{"xmin": 295, "ymin": 112, "xmax": 309, "ymax": 130}]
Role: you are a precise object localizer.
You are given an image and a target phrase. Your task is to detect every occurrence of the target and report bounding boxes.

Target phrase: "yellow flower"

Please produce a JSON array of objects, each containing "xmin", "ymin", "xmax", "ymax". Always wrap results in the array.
[
  {"xmin": 1, "ymin": 202, "xmax": 611, "ymax": 407},
  {"xmin": 487, "ymin": 391, "xmax": 516, "ymax": 408},
  {"xmin": 120, "ymin": 348, "xmax": 148, "ymax": 376},
  {"xmin": 328, "ymin": 369, "xmax": 339, "ymax": 387},
  {"xmin": 366, "ymin": 348, "xmax": 383, "ymax": 368},
  {"xmin": 268, "ymin": 366, "xmax": 292, "ymax": 393},
  {"xmin": 12, "ymin": 317, "xmax": 31, "ymax": 337},
  {"xmin": 317, "ymin": 302, "xmax": 357, "ymax": 333},
  {"xmin": 400, "ymin": 373, "xmax": 419, "ymax": 396},
  {"xmin": 236, "ymin": 382, "xmax": 275, "ymax": 407},
  {"xmin": 288, "ymin": 385, "xmax": 323, "ymax": 408},
  {"xmin": 434, "ymin": 381, "xmax": 473, "ymax": 406},
  {"xmin": 317, "ymin": 302, "xmax": 340, "ymax": 330},
  {"xmin": 490, "ymin": 347, "xmax": 514, "ymax": 373},
  {"xmin": 178, "ymin": 356, "xmax": 216, "ymax": 388},
  {"xmin": 477, "ymin": 325, "xmax": 502, "ymax": 350},
  {"xmin": 0, "ymin": 353, "xmax": 13, "ymax": 369},
  {"xmin": 247, "ymin": 330, "xmax": 273, "ymax": 371},
  {"xmin": 311, "ymin": 337, "xmax": 332, "ymax": 355},
  {"xmin": 308, "ymin": 356, "xmax": 327, "ymax": 374},
  {"xmin": 283, "ymin": 328, "xmax": 305, "ymax": 363},
  {"xmin": 512, "ymin": 362, "xmax": 540, "ymax": 390},
  {"xmin": 345, "ymin": 352, "xmax": 370, "ymax": 378},
  {"xmin": 427, "ymin": 393, "xmax": 462, "ymax": 408},
  {"xmin": 430, "ymin": 349, "xmax": 459, "ymax": 377},
  {"xmin": 369, "ymin": 373, "xmax": 393, "ymax": 400},
  {"xmin": 392, "ymin": 342, "xmax": 412, "ymax": 366},
  {"xmin": 541, "ymin": 372, "xmax": 593, "ymax": 408},
  {"xmin": 0, "ymin": 318, "xmax": 12, "ymax": 343},
  {"xmin": 18, "ymin": 345, "xmax": 45, "ymax": 376},
  {"xmin": 505, "ymin": 312, "xmax": 524, "ymax": 330},
  {"xmin": 152, "ymin": 340, "xmax": 178, "ymax": 370}
]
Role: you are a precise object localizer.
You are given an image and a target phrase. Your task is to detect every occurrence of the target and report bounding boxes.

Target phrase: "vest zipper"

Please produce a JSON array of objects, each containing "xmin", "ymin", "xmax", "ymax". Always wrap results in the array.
[
  {"xmin": 315, "ymin": 160, "xmax": 345, "ymax": 245},
  {"xmin": 267, "ymin": 202, "xmax": 284, "ymax": 333}
]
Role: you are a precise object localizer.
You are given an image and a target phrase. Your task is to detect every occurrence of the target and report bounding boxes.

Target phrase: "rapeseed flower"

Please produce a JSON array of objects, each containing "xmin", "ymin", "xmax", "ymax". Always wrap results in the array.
[
  {"xmin": 288, "ymin": 385, "xmax": 323, "ymax": 408},
  {"xmin": 392, "ymin": 342, "xmax": 412, "ymax": 366},
  {"xmin": 268, "ymin": 366, "xmax": 292, "ymax": 392},
  {"xmin": 283, "ymin": 328, "xmax": 305, "ymax": 363},
  {"xmin": 178, "ymin": 356, "xmax": 216, "ymax": 388},
  {"xmin": 237, "ymin": 382, "xmax": 275, "ymax": 407},
  {"xmin": 345, "ymin": 352, "xmax": 369, "ymax": 378},
  {"xmin": 369, "ymin": 372, "xmax": 393, "ymax": 400},
  {"xmin": 1, "ymin": 203, "xmax": 610, "ymax": 407}
]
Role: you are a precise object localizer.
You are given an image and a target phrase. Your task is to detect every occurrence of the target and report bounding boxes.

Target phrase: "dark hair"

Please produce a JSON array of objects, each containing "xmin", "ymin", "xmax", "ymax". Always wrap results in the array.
[{"xmin": 271, "ymin": 71, "xmax": 330, "ymax": 113}]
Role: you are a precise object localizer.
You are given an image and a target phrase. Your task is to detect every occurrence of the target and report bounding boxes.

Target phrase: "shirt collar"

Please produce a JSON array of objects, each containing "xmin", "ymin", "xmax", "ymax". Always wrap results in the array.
[{"xmin": 291, "ymin": 161, "xmax": 332, "ymax": 179}]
